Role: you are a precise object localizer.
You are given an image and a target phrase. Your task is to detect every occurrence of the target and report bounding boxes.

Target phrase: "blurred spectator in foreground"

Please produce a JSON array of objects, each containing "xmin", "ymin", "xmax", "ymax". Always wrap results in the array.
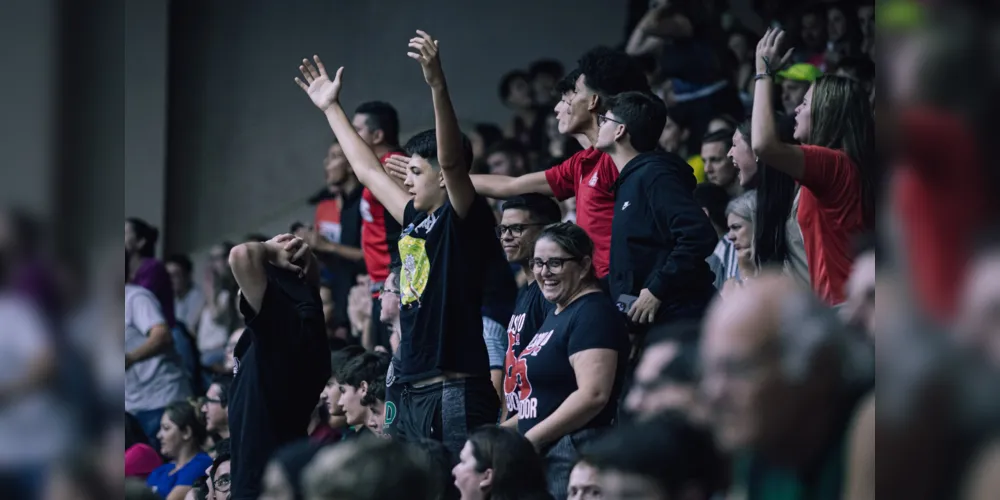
[
  {"xmin": 841, "ymin": 234, "xmax": 876, "ymax": 341},
  {"xmin": 701, "ymin": 274, "xmax": 873, "ymax": 499},
  {"xmin": 583, "ymin": 414, "xmax": 724, "ymax": 500},
  {"xmin": 624, "ymin": 322, "xmax": 701, "ymax": 422},
  {"xmin": 566, "ymin": 460, "xmax": 601, "ymax": 500},
  {"xmin": 303, "ymin": 437, "xmax": 432, "ymax": 500},
  {"xmin": 259, "ymin": 440, "xmax": 323, "ymax": 500}
]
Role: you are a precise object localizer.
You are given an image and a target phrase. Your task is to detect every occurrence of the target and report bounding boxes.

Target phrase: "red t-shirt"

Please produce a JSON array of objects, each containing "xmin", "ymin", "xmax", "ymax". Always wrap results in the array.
[
  {"xmin": 892, "ymin": 108, "xmax": 988, "ymax": 322},
  {"xmin": 361, "ymin": 152, "xmax": 405, "ymax": 288},
  {"xmin": 314, "ymin": 197, "xmax": 343, "ymax": 245},
  {"xmin": 798, "ymin": 145, "xmax": 866, "ymax": 305},
  {"xmin": 544, "ymin": 148, "xmax": 619, "ymax": 278}
]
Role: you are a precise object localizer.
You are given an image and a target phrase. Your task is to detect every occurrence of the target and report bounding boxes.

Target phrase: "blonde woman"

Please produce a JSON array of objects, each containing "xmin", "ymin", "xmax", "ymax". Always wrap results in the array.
[{"xmin": 721, "ymin": 191, "xmax": 758, "ymax": 299}]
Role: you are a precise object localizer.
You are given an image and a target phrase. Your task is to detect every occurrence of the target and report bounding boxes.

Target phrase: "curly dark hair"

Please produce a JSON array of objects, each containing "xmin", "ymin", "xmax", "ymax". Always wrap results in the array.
[{"xmin": 577, "ymin": 46, "xmax": 651, "ymax": 109}]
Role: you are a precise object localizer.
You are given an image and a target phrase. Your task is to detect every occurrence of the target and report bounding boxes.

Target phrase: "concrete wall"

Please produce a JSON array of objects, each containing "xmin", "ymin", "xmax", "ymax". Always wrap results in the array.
[{"xmin": 164, "ymin": 0, "xmax": 625, "ymax": 255}]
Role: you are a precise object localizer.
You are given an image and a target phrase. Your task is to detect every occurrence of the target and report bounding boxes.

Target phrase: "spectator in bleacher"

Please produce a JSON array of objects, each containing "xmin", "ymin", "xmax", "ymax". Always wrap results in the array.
[
  {"xmin": 165, "ymin": 254, "xmax": 204, "ymax": 333},
  {"xmin": 147, "ymin": 401, "xmax": 213, "ymax": 500},
  {"xmin": 701, "ymin": 129, "xmax": 742, "ymax": 197},
  {"xmin": 127, "ymin": 218, "xmax": 175, "ymax": 327},
  {"xmin": 201, "ymin": 375, "xmax": 232, "ymax": 441},
  {"xmin": 198, "ymin": 242, "xmax": 237, "ymax": 374}
]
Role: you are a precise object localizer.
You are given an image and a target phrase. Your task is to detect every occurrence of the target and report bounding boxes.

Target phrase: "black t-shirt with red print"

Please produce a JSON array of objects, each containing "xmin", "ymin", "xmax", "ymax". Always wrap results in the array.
[
  {"xmin": 511, "ymin": 292, "xmax": 629, "ymax": 436},
  {"xmin": 503, "ymin": 281, "xmax": 554, "ymax": 415}
]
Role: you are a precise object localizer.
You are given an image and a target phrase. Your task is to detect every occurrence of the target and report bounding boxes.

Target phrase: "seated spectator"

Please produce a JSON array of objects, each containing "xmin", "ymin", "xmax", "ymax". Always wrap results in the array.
[
  {"xmin": 452, "ymin": 427, "xmax": 553, "ymax": 500},
  {"xmin": 484, "ymin": 139, "xmax": 530, "ymax": 178},
  {"xmin": 126, "ymin": 479, "xmax": 162, "ymax": 500},
  {"xmin": 701, "ymin": 129, "xmax": 742, "ymax": 197},
  {"xmin": 582, "ymin": 414, "xmax": 724, "ymax": 500},
  {"xmin": 147, "ymin": 401, "xmax": 213, "ymax": 500},
  {"xmin": 362, "ymin": 368, "xmax": 388, "ymax": 437},
  {"xmin": 720, "ymin": 190, "xmax": 758, "ymax": 297},
  {"xmin": 201, "ymin": 375, "xmax": 232, "ymax": 441},
  {"xmin": 320, "ymin": 344, "xmax": 366, "ymax": 442},
  {"xmin": 337, "ymin": 351, "xmax": 391, "ymax": 438},
  {"xmin": 206, "ymin": 439, "xmax": 231, "ymax": 500},
  {"xmin": 259, "ymin": 440, "xmax": 324, "ymax": 500},
  {"xmin": 198, "ymin": 242, "xmax": 238, "ymax": 374},
  {"xmin": 529, "ymin": 59, "xmax": 565, "ymax": 107},
  {"xmin": 303, "ymin": 438, "xmax": 432, "ymax": 500},
  {"xmin": 701, "ymin": 273, "xmax": 873, "ymax": 499}
]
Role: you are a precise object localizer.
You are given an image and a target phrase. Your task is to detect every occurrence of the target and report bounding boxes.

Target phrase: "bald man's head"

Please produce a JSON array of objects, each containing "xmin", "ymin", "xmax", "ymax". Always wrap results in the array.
[{"xmin": 700, "ymin": 273, "xmax": 869, "ymax": 455}]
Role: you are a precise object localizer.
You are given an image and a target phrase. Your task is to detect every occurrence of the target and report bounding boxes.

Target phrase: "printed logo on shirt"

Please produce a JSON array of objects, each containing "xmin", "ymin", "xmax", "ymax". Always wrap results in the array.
[
  {"xmin": 503, "ymin": 313, "xmax": 527, "ymax": 412},
  {"xmin": 386, "ymin": 361, "xmax": 396, "ymax": 387},
  {"xmin": 318, "ymin": 221, "xmax": 342, "ymax": 244},
  {"xmin": 398, "ymin": 235, "xmax": 430, "ymax": 306},
  {"xmin": 505, "ymin": 330, "xmax": 554, "ymax": 419},
  {"xmin": 383, "ymin": 401, "xmax": 397, "ymax": 427},
  {"xmin": 360, "ymin": 198, "xmax": 373, "ymax": 223},
  {"xmin": 622, "ymin": 201, "xmax": 631, "ymax": 211},
  {"xmin": 588, "ymin": 171, "xmax": 599, "ymax": 187},
  {"xmin": 232, "ymin": 357, "xmax": 240, "ymax": 376}
]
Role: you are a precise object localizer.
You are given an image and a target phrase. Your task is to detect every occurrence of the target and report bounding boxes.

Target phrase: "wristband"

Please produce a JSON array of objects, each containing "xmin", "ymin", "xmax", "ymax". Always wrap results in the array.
[{"xmin": 754, "ymin": 74, "xmax": 773, "ymax": 82}]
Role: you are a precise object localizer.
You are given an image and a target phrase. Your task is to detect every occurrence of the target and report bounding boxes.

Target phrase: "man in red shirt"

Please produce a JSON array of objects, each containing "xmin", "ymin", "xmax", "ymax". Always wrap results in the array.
[
  {"xmin": 467, "ymin": 47, "xmax": 651, "ymax": 279},
  {"xmin": 351, "ymin": 101, "xmax": 406, "ymax": 350}
]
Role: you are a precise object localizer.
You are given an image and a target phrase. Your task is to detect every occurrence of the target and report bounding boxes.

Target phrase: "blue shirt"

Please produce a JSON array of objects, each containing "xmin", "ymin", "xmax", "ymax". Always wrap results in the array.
[{"xmin": 146, "ymin": 452, "xmax": 212, "ymax": 498}]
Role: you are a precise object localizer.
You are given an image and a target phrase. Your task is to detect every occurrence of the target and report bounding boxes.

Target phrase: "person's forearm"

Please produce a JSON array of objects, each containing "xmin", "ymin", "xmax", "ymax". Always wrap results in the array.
[
  {"xmin": 126, "ymin": 327, "xmax": 173, "ymax": 365},
  {"xmin": 750, "ymin": 77, "xmax": 781, "ymax": 158},
  {"xmin": 323, "ymin": 104, "xmax": 381, "ymax": 181},
  {"xmin": 430, "ymin": 83, "xmax": 464, "ymax": 171},
  {"xmin": 524, "ymin": 389, "xmax": 607, "ymax": 449},
  {"xmin": 501, "ymin": 414, "xmax": 519, "ymax": 429}
]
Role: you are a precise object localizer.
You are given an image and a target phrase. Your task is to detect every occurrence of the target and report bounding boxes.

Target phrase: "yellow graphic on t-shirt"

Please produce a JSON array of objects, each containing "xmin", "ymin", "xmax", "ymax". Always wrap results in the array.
[{"xmin": 398, "ymin": 234, "xmax": 430, "ymax": 306}]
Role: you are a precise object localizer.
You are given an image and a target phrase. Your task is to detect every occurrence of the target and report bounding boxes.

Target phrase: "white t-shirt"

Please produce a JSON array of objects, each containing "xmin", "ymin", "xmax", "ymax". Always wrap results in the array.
[
  {"xmin": 197, "ymin": 289, "xmax": 232, "ymax": 354},
  {"xmin": 174, "ymin": 287, "xmax": 205, "ymax": 334},
  {"xmin": 125, "ymin": 285, "xmax": 190, "ymax": 413}
]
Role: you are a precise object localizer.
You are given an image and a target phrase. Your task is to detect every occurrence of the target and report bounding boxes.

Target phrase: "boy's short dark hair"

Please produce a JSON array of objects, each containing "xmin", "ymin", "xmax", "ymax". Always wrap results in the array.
[
  {"xmin": 605, "ymin": 91, "xmax": 668, "ymax": 152},
  {"xmin": 577, "ymin": 47, "xmax": 651, "ymax": 107},
  {"xmin": 336, "ymin": 351, "xmax": 391, "ymax": 390},
  {"xmin": 165, "ymin": 254, "xmax": 193, "ymax": 275},
  {"xmin": 362, "ymin": 371, "xmax": 387, "ymax": 407},
  {"xmin": 355, "ymin": 101, "xmax": 401, "ymax": 147},
  {"xmin": 403, "ymin": 129, "xmax": 475, "ymax": 171},
  {"xmin": 210, "ymin": 375, "xmax": 234, "ymax": 408},
  {"xmin": 693, "ymin": 183, "xmax": 731, "ymax": 231},
  {"xmin": 126, "ymin": 218, "xmax": 158, "ymax": 258},
  {"xmin": 330, "ymin": 345, "xmax": 366, "ymax": 380},
  {"xmin": 501, "ymin": 194, "xmax": 563, "ymax": 225}
]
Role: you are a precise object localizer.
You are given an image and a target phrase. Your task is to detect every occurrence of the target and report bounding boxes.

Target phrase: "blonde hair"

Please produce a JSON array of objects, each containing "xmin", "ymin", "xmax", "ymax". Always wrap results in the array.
[{"xmin": 725, "ymin": 190, "xmax": 757, "ymax": 228}]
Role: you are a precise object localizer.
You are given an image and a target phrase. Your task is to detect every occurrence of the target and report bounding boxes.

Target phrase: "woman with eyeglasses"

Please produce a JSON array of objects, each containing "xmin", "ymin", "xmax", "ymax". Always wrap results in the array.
[{"xmin": 503, "ymin": 222, "xmax": 629, "ymax": 499}]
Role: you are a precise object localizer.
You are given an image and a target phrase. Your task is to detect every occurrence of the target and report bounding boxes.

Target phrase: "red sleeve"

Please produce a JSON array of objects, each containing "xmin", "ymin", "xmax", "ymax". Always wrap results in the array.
[
  {"xmin": 544, "ymin": 154, "xmax": 579, "ymax": 201},
  {"xmin": 799, "ymin": 145, "xmax": 860, "ymax": 208}
]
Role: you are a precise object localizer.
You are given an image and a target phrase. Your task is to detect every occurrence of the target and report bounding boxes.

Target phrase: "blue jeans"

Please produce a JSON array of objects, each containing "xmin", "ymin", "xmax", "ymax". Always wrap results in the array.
[{"xmin": 133, "ymin": 408, "xmax": 165, "ymax": 452}]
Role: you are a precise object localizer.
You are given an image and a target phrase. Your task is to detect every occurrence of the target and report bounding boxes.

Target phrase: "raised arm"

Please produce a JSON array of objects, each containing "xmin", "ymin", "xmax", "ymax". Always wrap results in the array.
[
  {"xmin": 750, "ymin": 28, "xmax": 805, "ymax": 180},
  {"xmin": 407, "ymin": 30, "xmax": 476, "ymax": 219},
  {"xmin": 229, "ymin": 234, "xmax": 316, "ymax": 313},
  {"xmin": 470, "ymin": 172, "xmax": 554, "ymax": 199},
  {"xmin": 296, "ymin": 57, "xmax": 409, "ymax": 225}
]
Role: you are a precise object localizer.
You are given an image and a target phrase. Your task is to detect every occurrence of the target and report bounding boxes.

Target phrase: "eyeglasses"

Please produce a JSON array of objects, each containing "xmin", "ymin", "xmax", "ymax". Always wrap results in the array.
[
  {"xmin": 529, "ymin": 257, "xmax": 579, "ymax": 272},
  {"xmin": 495, "ymin": 223, "xmax": 546, "ymax": 239},
  {"xmin": 213, "ymin": 473, "xmax": 231, "ymax": 493},
  {"xmin": 378, "ymin": 283, "xmax": 400, "ymax": 298},
  {"xmin": 597, "ymin": 114, "xmax": 624, "ymax": 127}
]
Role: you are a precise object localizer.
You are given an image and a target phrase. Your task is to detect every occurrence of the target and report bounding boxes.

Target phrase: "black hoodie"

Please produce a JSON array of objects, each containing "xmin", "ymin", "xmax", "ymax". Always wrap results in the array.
[{"xmin": 609, "ymin": 150, "xmax": 718, "ymax": 325}]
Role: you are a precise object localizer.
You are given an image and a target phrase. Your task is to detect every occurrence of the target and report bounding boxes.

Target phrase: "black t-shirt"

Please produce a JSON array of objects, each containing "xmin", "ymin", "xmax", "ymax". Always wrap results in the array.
[
  {"xmin": 513, "ymin": 292, "xmax": 629, "ymax": 436},
  {"xmin": 503, "ymin": 281, "xmax": 555, "ymax": 415},
  {"xmin": 229, "ymin": 265, "xmax": 331, "ymax": 500},
  {"xmin": 396, "ymin": 196, "xmax": 498, "ymax": 383}
]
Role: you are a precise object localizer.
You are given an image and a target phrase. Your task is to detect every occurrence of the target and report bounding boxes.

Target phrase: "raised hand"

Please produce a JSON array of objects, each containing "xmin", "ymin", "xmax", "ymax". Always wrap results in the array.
[
  {"xmin": 294, "ymin": 55, "xmax": 344, "ymax": 111},
  {"xmin": 265, "ymin": 233, "xmax": 309, "ymax": 277},
  {"xmin": 407, "ymin": 30, "xmax": 444, "ymax": 89},
  {"xmin": 755, "ymin": 27, "xmax": 795, "ymax": 75},
  {"xmin": 384, "ymin": 154, "xmax": 412, "ymax": 182}
]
